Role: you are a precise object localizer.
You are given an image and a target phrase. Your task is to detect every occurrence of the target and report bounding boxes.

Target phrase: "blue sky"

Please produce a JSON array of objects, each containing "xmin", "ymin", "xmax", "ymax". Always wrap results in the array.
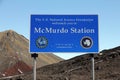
[{"xmin": 0, "ymin": 0, "xmax": 120, "ymax": 59}]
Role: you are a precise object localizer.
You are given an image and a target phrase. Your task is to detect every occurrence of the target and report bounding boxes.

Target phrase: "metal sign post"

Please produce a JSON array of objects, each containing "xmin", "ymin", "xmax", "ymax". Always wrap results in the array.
[
  {"xmin": 91, "ymin": 54, "xmax": 95, "ymax": 80},
  {"xmin": 31, "ymin": 53, "xmax": 38, "ymax": 80},
  {"xmin": 30, "ymin": 15, "xmax": 99, "ymax": 80}
]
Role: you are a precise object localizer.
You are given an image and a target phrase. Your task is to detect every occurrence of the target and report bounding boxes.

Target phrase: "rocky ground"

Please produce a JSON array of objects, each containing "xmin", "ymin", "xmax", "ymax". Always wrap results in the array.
[
  {"xmin": 19, "ymin": 46, "xmax": 120, "ymax": 80},
  {"xmin": 0, "ymin": 30, "xmax": 63, "ymax": 78},
  {"xmin": 0, "ymin": 30, "xmax": 120, "ymax": 80}
]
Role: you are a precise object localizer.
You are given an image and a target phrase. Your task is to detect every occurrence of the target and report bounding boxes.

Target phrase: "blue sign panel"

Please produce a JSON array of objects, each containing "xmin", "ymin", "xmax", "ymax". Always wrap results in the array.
[{"xmin": 30, "ymin": 15, "xmax": 99, "ymax": 53}]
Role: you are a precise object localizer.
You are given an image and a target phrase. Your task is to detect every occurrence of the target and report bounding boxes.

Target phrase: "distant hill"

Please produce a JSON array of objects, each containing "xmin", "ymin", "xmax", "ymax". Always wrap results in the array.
[
  {"xmin": 22, "ymin": 46, "xmax": 120, "ymax": 80},
  {"xmin": 0, "ymin": 30, "xmax": 63, "ymax": 77}
]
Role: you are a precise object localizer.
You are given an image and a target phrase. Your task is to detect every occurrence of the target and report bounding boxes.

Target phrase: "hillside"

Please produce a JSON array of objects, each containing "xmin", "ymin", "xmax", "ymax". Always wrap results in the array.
[
  {"xmin": 0, "ymin": 30, "xmax": 63, "ymax": 77},
  {"xmin": 22, "ymin": 46, "xmax": 120, "ymax": 80}
]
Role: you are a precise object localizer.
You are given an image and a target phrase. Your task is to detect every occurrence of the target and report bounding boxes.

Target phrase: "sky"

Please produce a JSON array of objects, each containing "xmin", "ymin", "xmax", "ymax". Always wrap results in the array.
[{"xmin": 0, "ymin": 0, "xmax": 120, "ymax": 59}]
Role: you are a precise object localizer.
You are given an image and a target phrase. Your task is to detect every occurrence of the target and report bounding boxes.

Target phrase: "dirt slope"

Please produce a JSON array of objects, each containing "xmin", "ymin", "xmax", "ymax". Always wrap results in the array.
[
  {"xmin": 0, "ymin": 30, "xmax": 63, "ymax": 77},
  {"xmin": 22, "ymin": 46, "xmax": 120, "ymax": 80}
]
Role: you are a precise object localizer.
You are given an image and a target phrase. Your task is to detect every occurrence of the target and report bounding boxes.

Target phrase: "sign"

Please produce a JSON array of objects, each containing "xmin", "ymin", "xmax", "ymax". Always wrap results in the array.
[{"xmin": 30, "ymin": 15, "xmax": 99, "ymax": 53}]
